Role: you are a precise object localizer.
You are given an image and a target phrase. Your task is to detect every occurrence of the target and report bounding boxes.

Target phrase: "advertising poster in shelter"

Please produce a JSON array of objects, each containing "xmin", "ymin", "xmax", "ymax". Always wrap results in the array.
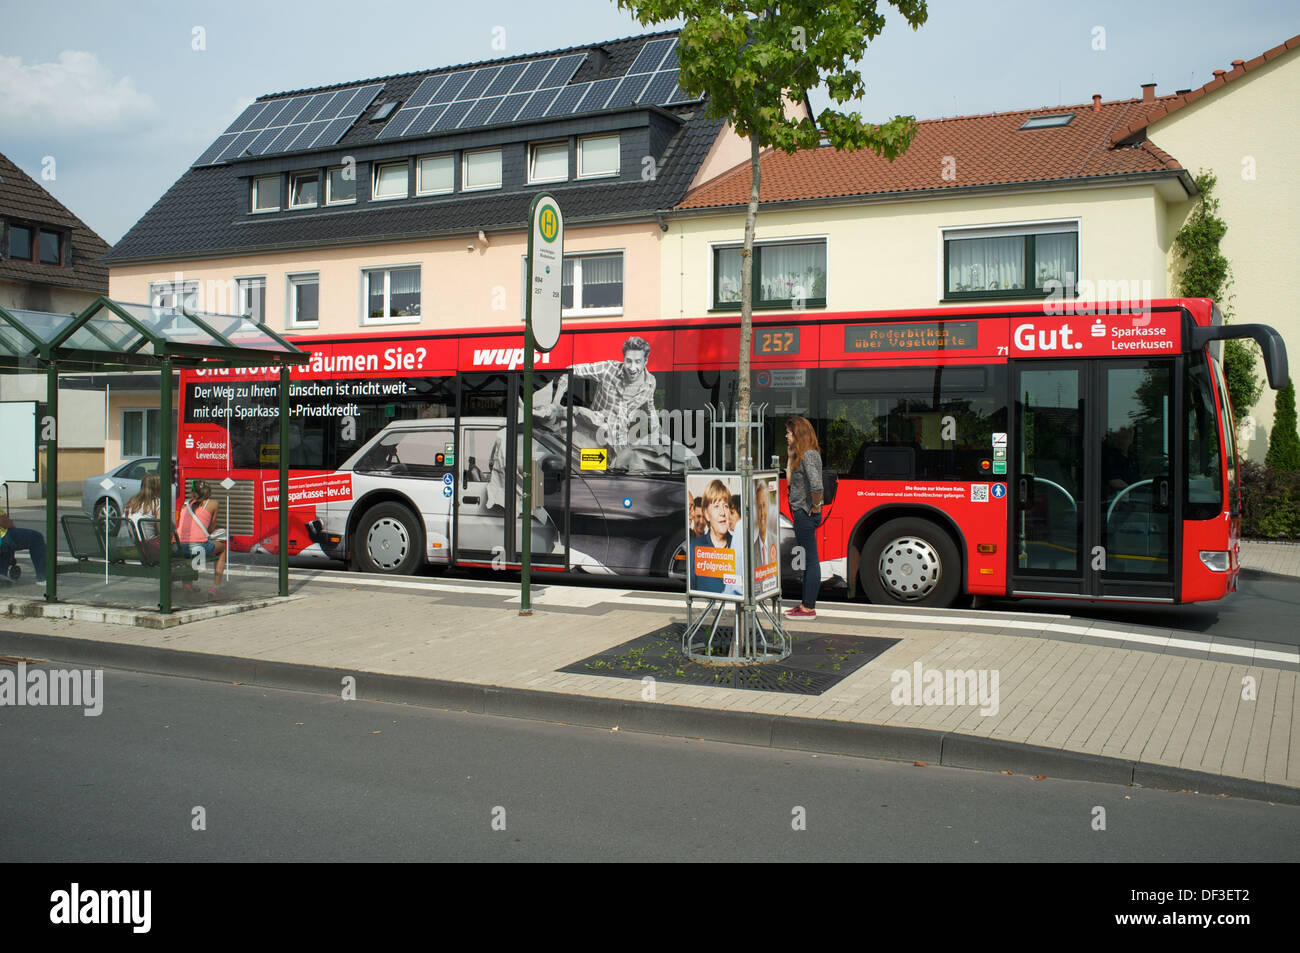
[
  {"xmin": 751, "ymin": 471, "xmax": 780, "ymax": 599},
  {"xmin": 685, "ymin": 472, "xmax": 745, "ymax": 602}
]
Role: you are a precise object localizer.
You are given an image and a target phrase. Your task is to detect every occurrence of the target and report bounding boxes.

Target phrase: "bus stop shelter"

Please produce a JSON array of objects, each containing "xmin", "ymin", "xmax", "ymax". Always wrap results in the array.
[{"xmin": 0, "ymin": 296, "xmax": 309, "ymax": 613}]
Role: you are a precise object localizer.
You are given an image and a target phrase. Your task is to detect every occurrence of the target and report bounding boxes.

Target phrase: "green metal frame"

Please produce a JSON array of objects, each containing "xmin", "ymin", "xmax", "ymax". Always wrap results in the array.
[{"xmin": 0, "ymin": 296, "xmax": 310, "ymax": 613}]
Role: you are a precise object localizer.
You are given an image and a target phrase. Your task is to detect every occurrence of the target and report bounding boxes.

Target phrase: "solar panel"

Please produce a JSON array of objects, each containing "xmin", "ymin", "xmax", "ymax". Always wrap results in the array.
[
  {"xmin": 543, "ymin": 83, "xmax": 589, "ymax": 118},
  {"xmin": 540, "ymin": 53, "xmax": 586, "ymax": 89},
  {"xmin": 431, "ymin": 71, "xmax": 472, "ymax": 103},
  {"xmin": 628, "ymin": 37, "xmax": 674, "ymax": 75},
  {"xmin": 223, "ymin": 103, "xmax": 265, "ymax": 135},
  {"xmin": 485, "ymin": 62, "xmax": 527, "ymax": 97},
  {"xmin": 512, "ymin": 59, "xmax": 554, "ymax": 93},
  {"xmin": 577, "ymin": 78, "xmax": 619, "ymax": 113},
  {"xmin": 659, "ymin": 42, "xmax": 679, "ymax": 71},
  {"xmin": 665, "ymin": 83, "xmax": 700, "ymax": 105},
  {"xmin": 606, "ymin": 73, "xmax": 650, "ymax": 110},
  {"xmin": 460, "ymin": 96, "xmax": 504, "ymax": 128},
  {"xmin": 404, "ymin": 104, "xmax": 448, "ymax": 137},
  {"xmin": 488, "ymin": 91, "xmax": 531, "ymax": 125},
  {"xmin": 457, "ymin": 67, "xmax": 500, "ymax": 101},
  {"xmin": 432, "ymin": 100, "xmax": 474, "ymax": 131},
  {"xmin": 197, "ymin": 83, "xmax": 383, "ymax": 165},
  {"xmin": 514, "ymin": 88, "xmax": 559, "ymax": 122},
  {"xmin": 638, "ymin": 69, "xmax": 679, "ymax": 106}
]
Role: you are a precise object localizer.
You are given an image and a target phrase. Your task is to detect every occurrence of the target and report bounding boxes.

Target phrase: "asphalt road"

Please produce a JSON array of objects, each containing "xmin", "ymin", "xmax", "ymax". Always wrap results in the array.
[{"xmin": 2, "ymin": 665, "xmax": 1297, "ymax": 863}]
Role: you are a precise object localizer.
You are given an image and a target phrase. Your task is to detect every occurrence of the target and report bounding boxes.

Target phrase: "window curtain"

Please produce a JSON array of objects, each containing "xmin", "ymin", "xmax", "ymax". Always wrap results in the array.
[
  {"xmin": 390, "ymin": 269, "xmax": 421, "ymax": 296},
  {"xmin": 1034, "ymin": 233, "xmax": 1077, "ymax": 289},
  {"xmin": 948, "ymin": 237, "xmax": 1024, "ymax": 292},
  {"xmin": 716, "ymin": 248, "xmax": 742, "ymax": 303},
  {"xmin": 579, "ymin": 255, "xmax": 622, "ymax": 287},
  {"xmin": 760, "ymin": 244, "xmax": 825, "ymax": 300}
]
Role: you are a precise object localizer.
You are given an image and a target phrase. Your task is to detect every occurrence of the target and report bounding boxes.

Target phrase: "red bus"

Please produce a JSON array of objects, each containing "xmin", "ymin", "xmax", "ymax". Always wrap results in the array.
[{"xmin": 176, "ymin": 297, "xmax": 1287, "ymax": 608}]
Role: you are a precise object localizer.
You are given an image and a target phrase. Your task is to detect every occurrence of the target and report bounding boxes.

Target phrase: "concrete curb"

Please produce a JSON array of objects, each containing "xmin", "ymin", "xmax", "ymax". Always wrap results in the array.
[
  {"xmin": 0, "ymin": 594, "xmax": 305, "ymax": 628},
  {"xmin": 3, "ymin": 629, "xmax": 1297, "ymax": 807}
]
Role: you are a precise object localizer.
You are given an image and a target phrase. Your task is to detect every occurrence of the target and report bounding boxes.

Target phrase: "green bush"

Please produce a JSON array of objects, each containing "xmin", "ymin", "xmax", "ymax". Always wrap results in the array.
[
  {"xmin": 1240, "ymin": 459, "xmax": 1300, "ymax": 539},
  {"xmin": 1265, "ymin": 380, "xmax": 1300, "ymax": 473}
]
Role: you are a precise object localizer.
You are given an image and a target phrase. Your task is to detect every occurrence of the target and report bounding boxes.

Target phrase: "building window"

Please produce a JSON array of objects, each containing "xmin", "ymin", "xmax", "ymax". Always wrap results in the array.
[
  {"xmin": 577, "ymin": 134, "xmax": 619, "ymax": 178},
  {"xmin": 122, "ymin": 408, "xmax": 161, "ymax": 458},
  {"xmin": 289, "ymin": 171, "xmax": 319, "ymax": 208},
  {"xmin": 943, "ymin": 223, "xmax": 1078, "ymax": 299},
  {"xmin": 529, "ymin": 141, "xmax": 568, "ymax": 184},
  {"xmin": 326, "ymin": 166, "xmax": 356, "ymax": 205},
  {"xmin": 252, "ymin": 175, "xmax": 281, "ymax": 212},
  {"xmin": 7, "ymin": 224, "xmax": 33, "ymax": 260},
  {"xmin": 462, "ymin": 148, "xmax": 502, "ymax": 191},
  {"xmin": 149, "ymin": 279, "xmax": 200, "ymax": 312},
  {"xmin": 288, "ymin": 274, "xmax": 319, "ymax": 328},
  {"xmin": 373, "ymin": 161, "xmax": 409, "ymax": 200},
  {"xmin": 364, "ymin": 267, "xmax": 420, "ymax": 323},
  {"xmin": 713, "ymin": 240, "xmax": 826, "ymax": 310},
  {"xmin": 38, "ymin": 230, "xmax": 62, "ymax": 265},
  {"xmin": 416, "ymin": 154, "xmax": 454, "ymax": 195},
  {"xmin": 237, "ymin": 277, "xmax": 266, "ymax": 322},
  {"xmin": 563, "ymin": 253, "xmax": 623, "ymax": 315}
]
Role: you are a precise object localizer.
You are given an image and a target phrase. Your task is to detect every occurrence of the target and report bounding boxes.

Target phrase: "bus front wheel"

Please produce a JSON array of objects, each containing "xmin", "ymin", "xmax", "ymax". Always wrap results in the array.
[
  {"xmin": 861, "ymin": 518, "xmax": 961, "ymax": 608},
  {"xmin": 354, "ymin": 503, "xmax": 424, "ymax": 576}
]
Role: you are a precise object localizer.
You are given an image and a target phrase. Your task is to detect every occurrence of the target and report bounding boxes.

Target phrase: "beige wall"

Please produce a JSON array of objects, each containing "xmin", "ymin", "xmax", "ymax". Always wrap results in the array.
[
  {"xmin": 109, "ymin": 221, "xmax": 664, "ymax": 338},
  {"xmin": 1151, "ymin": 51, "xmax": 1300, "ymax": 457},
  {"xmin": 0, "ymin": 277, "xmax": 99, "ymax": 315},
  {"xmin": 105, "ymin": 390, "xmax": 167, "ymax": 470},
  {"xmin": 663, "ymin": 183, "xmax": 1174, "ymax": 319}
]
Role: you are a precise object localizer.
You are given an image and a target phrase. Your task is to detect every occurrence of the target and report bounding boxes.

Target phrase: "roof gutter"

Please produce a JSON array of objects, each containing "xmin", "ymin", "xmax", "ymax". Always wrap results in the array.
[{"xmin": 667, "ymin": 168, "xmax": 1197, "ymax": 219}]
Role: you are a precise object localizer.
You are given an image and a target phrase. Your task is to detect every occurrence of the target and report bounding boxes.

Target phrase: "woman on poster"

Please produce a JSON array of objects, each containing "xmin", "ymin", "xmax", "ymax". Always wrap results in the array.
[{"xmin": 689, "ymin": 478, "xmax": 736, "ymax": 595}]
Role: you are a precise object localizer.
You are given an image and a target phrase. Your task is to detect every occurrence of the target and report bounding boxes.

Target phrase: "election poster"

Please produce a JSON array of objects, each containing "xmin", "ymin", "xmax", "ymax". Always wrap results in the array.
[
  {"xmin": 685, "ymin": 472, "xmax": 745, "ymax": 602},
  {"xmin": 750, "ymin": 471, "xmax": 780, "ymax": 599}
]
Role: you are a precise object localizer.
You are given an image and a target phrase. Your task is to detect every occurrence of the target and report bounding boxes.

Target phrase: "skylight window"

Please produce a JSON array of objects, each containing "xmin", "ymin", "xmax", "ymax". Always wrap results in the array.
[{"xmin": 1020, "ymin": 114, "xmax": 1074, "ymax": 130}]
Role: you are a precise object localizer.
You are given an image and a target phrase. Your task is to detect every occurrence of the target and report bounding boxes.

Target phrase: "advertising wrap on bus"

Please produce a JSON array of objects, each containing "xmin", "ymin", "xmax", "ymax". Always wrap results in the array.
[{"xmin": 176, "ymin": 300, "xmax": 1285, "ymax": 608}]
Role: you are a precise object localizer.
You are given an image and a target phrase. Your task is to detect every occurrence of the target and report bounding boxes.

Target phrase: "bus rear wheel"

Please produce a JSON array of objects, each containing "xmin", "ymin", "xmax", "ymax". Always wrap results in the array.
[
  {"xmin": 861, "ymin": 518, "xmax": 960, "ymax": 608},
  {"xmin": 354, "ymin": 502, "xmax": 424, "ymax": 576}
]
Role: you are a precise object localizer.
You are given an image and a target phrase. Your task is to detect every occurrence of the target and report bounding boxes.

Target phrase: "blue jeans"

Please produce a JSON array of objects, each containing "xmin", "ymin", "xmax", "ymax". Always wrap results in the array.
[
  {"xmin": 0, "ymin": 527, "xmax": 47, "ymax": 582},
  {"xmin": 791, "ymin": 508, "xmax": 821, "ymax": 608}
]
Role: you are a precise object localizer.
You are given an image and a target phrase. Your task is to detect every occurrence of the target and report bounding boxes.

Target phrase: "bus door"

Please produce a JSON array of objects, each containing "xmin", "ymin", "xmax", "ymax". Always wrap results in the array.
[
  {"xmin": 1010, "ymin": 360, "xmax": 1176, "ymax": 601},
  {"xmin": 453, "ymin": 372, "xmax": 569, "ymax": 567}
]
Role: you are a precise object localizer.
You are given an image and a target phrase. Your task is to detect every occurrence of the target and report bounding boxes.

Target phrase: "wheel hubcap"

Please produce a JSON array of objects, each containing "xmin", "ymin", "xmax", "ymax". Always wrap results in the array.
[
  {"xmin": 367, "ymin": 518, "xmax": 410, "ymax": 571},
  {"xmin": 878, "ymin": 536, "xmax": 941, "ymax": 601}
]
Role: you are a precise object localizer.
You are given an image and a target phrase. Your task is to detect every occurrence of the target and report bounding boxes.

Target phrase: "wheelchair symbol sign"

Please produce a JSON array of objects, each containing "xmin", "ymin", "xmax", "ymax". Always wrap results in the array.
[{"xmin": 991, "ymin": 483, "xmax": 1007, "ymax": 499}]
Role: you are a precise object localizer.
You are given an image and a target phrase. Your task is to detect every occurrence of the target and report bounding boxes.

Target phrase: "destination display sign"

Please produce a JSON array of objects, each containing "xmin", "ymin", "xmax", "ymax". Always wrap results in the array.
[{"xmin": 845, "ymin": 321, "xmax": 977, "ymax": 352}]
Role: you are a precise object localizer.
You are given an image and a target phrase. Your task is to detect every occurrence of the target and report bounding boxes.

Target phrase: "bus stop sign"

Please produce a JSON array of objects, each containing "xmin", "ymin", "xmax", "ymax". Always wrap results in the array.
[{"xmin": 527, "ymin": 193, "xmax": 563, "ymax": 352}]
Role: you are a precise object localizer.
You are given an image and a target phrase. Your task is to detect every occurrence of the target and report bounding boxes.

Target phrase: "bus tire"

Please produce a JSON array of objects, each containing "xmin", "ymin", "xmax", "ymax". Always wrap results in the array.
[
  {"xmin": 861, "ymin": 518, "xmax": 961, "ymax": 608},
  {"xmin": 656, "ymin": 534, "xmax": 689, "ymax": 584},
  {"xmin": 354, "ymin": 502, "xmax": 424, "ymax": 576}
]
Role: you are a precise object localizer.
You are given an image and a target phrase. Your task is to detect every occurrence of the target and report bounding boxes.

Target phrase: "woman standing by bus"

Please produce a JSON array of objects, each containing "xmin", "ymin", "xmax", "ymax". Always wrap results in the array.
[{"xmin": 785, "ymin": 416, "xmax": 823, "ymax": 619}]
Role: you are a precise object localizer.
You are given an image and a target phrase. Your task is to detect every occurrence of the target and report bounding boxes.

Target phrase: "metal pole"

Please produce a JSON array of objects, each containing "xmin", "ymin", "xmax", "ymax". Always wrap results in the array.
[
  {"xmin": 520, "ymin": 316, "xmax": 534, "ymax": 616},
  {"xmin": 44, "ymin": 362, "xmax": 58, "ymax": 602},
  {"xmin": 279, "ymin": 366, "xmax": 290, "ymax": 597},
  {"xmin": 159, "ymin": 359, "xmax": 173, "ymax": 612}
]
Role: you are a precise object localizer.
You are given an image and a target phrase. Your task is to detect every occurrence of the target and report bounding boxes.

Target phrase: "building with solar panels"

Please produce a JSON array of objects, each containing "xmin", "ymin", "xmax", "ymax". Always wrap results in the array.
[{"xmin": 102, "ymin": 30, "xmax": 767, "ymax": 344}]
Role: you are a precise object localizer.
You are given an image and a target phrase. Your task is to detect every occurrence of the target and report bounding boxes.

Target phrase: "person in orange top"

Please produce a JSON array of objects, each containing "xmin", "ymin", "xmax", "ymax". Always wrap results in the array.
[{"xmin": 178, "ymin": 479, "xmax": 227, "ymax": 590}]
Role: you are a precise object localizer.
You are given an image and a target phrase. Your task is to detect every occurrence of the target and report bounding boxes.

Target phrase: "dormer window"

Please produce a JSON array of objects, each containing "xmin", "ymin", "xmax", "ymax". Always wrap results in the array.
[
  {"xmin": 38, "ymin": 230, "xmax": 62, "ymax": 265},
  {"xmin": 373, "ymin": 161, "xmax": 409, "ymax": 200},
  {"xmin": 326, "ymin": 166, "xmax": 356, "ymax": 205},
  {"xmin": 7, "ymin": 224, "xmax": 33, "ymax": 259},
  {"xmin": 578, "ymin": 134, "xmax": 619, "ymax": 178},
  {"xmin": 529, "ymin": 141, "xmax": 568, "ymax": 184},
  {"xmin": 289, "ymin": 171, "xmax": 319, "ymax": 208},
  {"xmin": 462, "ymin": 148, "xmax": 502, "ymax": 191},
  {"xmin": 252, "ymin": 175, "xmax": 281, "ymax": 212}
]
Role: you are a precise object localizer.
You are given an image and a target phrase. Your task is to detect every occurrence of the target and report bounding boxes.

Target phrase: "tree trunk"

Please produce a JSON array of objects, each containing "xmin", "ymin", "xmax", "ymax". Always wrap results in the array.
[{"xmin": 737, "ymin": 136, "xmax": 761, "ymax": 469}]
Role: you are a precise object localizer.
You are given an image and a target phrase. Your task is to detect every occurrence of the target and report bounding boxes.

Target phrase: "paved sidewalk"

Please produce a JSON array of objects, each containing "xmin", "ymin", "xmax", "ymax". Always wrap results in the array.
[
  {"xmin": 2, "ymin": 569, "xmax": 1297, "ymax": 804},
  {"xmin": 1239, "ymin": 539, "xmax": 1300, "ymax": 579}
]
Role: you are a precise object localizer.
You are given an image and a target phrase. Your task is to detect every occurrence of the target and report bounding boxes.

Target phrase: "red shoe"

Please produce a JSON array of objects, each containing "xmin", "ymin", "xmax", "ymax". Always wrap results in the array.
[{"xmin": 785, "ymin": 605, "xmax": 816, "ymax": 619}]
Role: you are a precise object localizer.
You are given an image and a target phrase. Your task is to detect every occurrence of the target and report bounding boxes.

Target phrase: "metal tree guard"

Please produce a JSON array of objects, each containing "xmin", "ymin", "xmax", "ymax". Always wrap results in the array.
[{"xmin": 682, "ymin": 402, "xmax": 791, "ymax": 665}]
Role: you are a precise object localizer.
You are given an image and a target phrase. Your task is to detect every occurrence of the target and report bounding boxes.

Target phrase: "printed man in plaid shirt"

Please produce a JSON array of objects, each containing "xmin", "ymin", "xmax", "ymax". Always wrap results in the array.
[{"xmin": 570, "ymin": 336, "xmax": 660, "ymax": 448}]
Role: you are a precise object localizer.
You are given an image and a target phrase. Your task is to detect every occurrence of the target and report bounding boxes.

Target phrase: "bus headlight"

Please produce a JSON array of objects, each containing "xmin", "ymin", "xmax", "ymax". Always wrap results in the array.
[{"xmin": 1199, "ymin": 550, "xmax": 1230, "ymax": 572}]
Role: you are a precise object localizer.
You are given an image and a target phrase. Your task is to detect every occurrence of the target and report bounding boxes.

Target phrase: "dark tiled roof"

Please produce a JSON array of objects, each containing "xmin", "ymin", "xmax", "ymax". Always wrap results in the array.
[
  {"xmin": 677, "ymin": 97, "xmax": 1186, "ymax": 211},
  {"xmin": 0, "ymin": 152, "xmax": 110, "ymax": 292},
  {"xmin": 106, "ymin": 30, "xmax": 721, "ymax": 264}
]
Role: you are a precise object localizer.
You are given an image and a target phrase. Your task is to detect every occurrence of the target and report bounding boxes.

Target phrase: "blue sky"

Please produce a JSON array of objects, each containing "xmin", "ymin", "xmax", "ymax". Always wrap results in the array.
[{"xmin": 2, "ymin": 0, "xmax": 1297, "ymax": 244}]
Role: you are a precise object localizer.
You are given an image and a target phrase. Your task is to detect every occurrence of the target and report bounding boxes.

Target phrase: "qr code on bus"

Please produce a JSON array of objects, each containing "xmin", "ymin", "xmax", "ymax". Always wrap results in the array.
[{"xmin": 970, "ymin": 484, "xmax": 990, "ymax": 503}]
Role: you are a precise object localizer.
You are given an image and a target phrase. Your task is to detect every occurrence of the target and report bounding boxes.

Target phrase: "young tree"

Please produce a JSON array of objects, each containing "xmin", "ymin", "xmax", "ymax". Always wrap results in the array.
[
  {"xmin": 1173, "ymin": 171, "xmax": 1262, "ymax": 431},
  {"xmin": 1266, "ymin": 380, "xmax": 1300, "ymax": 473},
  {"xmin": 616, "ymin": 0, "xmax": 928, "ymax": 465}
]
